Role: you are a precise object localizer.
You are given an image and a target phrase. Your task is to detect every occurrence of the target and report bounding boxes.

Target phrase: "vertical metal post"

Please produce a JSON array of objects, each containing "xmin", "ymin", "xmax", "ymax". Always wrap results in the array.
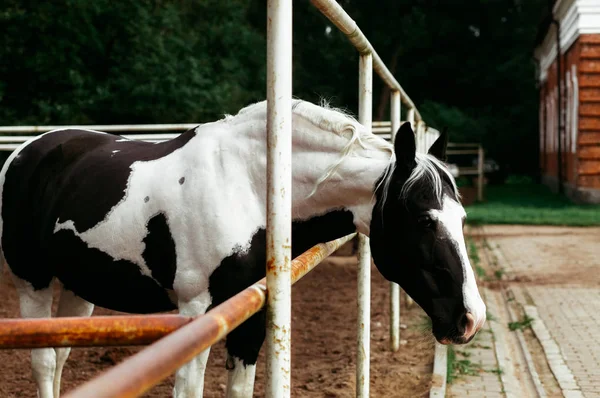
[
  {"xmin": 389, "ymin": 91, "xmax": 401, "ymax": 352},
  {"xmin": 407, "ymin": 108, "xmax": 415, "ymax": 130},
  {"xmin": 477, "ymin": 146, "xmax": 484, "ymax": 202},
  {"xmin": 404, "ymin": 107, "xmax": 416, "ymax": 308},
  {"xmin": 266, "ymin": 0, "xmax": 292, "ymax": 397},
  {"xmin": 416, "ymin": 121, "xmax": 424, "ymax": 153},
  {"xmin": 357, "ymin": 53, "xmax": 372, "ymax": 398}
]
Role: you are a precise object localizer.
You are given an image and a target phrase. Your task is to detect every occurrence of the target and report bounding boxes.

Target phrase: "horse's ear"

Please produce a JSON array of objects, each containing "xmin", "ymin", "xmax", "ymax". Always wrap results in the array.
[
  {"xmin": 394, "ymin": 122, "xmax": 416, "ymax": 170},
  {"xmin": 428, "ymin": 127, "xmax": 448, "ymax": 161}
]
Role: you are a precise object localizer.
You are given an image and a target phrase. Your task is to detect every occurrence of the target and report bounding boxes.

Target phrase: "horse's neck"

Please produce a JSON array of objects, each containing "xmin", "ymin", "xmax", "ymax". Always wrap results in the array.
[
  {"xmin": 215, "ymin": 114, "xmax": 390, "ymax": 235},
  {"xmin": 285, "ymin": 116, "xmax": 391, "ymax": 235}
]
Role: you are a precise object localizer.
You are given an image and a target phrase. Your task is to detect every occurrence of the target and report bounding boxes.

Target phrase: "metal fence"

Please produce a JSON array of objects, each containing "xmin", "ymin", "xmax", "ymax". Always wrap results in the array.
[{"xmin": 0, "ymin": 0, "xmax": 436, "ymax": 396}]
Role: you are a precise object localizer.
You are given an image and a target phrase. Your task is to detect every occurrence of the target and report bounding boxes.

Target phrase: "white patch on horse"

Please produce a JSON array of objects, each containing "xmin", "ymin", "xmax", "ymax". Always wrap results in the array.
[
  {"xmin": 52, "ymin": 122, "xmax": 269, "ymax": 301},
  {"xmin": 226, "ymin": 356, "xmax": 256, "ymax": 398},
  {"xmin": 115, "ymin": 138, "xmax": 130, "ymax": 142},
  {"xmin": 111, "ymin": 150, "xmax": 120, "ymax": 154},
  {"xmin": 430, "ymin": 196, "xmax": 486, "ymax": 328}
]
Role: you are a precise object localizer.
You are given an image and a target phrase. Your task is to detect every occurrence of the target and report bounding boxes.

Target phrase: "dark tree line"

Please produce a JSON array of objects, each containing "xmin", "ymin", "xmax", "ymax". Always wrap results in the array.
[{"xmin": 0, "ymin": 0, "xmax": 545, "ymax": 174}]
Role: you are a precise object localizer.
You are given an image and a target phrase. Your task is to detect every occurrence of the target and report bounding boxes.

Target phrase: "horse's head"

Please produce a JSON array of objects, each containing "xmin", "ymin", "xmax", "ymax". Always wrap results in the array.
[{"xmin": 370, "ymin": 123, "xmax": 485, "ymax": 345}]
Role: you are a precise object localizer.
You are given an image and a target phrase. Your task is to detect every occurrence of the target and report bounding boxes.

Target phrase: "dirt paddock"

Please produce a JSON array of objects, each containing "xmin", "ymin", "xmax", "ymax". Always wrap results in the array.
[{"xmin": 0, "ymin": 256, "xmax": 434, "ymax": 397}]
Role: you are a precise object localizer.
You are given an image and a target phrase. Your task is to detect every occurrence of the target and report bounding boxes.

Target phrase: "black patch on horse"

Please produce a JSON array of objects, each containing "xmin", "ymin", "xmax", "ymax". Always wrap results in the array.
[
  {"xmin": 2, "ymin": 128, "xmax": 195, "ymax": 294},
  {"xmin": 52, "ymin": 229, "xmax": 175, "ymax": 313},
  {"xmin": 142, "ymin": 213, "xmax": 177, "ymax": 290},
  {"xmin": 208, "ymin": 209, "xmax": 355, "ymax": 366},
  {"xmin": 50, "ymin": 129, "xmax": 196, "ymax": 232}
]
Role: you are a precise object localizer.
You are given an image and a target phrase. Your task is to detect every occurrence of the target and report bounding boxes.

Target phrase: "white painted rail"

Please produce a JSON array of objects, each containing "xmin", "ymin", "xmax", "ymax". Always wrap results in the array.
[
  {"xmin": 356, "ymin": 52, "xmax": 372, "ymax": 398},
  {"xmin": 0, "ymin": 123, "xmax": 437, "ymax": 151},
  {"xmin": 0, "ymin": 124, "xmax": 197, "ymax": 134},
  {"xmin": 265, "ymin": 0, "xmax": 293, "ymax": 396},
  {"xmin": 389, "ymin": 92, "xmax": 401, "ymax": 352}
]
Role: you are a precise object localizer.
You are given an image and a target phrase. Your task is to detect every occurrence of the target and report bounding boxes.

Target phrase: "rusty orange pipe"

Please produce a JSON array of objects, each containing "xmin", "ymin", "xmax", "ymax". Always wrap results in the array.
[
  {"xmin": 0, "ymin": 315, "xmax": 193, "ymax": 349},
  {"xmin": 64, "ymin": 233, "xmax": 355, "ymax": 398}
]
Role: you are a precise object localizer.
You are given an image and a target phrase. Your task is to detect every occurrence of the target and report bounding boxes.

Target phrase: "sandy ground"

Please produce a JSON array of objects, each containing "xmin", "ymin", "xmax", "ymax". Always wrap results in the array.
[{"xmin": 0, "ymin": 255, "xmax": 434, "ymax": 397}]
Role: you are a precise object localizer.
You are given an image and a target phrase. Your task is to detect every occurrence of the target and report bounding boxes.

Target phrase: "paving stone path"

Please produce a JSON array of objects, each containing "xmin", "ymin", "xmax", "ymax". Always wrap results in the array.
[{"xmin": 447, "ymin": 225, "xmax": 600, "ymax": 398}]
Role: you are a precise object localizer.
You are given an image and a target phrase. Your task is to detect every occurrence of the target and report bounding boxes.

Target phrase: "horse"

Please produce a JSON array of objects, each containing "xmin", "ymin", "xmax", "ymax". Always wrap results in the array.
[{"xmin": 0, "ymin": 99, "xmax": 485, "ymax": 398}]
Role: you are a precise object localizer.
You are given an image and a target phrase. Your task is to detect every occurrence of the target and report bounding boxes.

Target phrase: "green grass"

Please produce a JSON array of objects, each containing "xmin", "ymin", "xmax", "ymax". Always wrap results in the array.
[
  {"xmin": 447, "ymin": 345, "xmax": 483, "ymax": 384},
  {"xmin": 465, "ymin": 183, "xmax": 600, "ymax": 226},
  {"xmin": 508, "ymin": 315, "xmax": 534, "ymax": 331},
  {"xmin": 494, "ymin": 269, "xmax": 505, "ymax": 280},
  {"xmin": 447, "ymin": 345, "xmax": 457, "ymax": 383},
  {"xmin": 466, "ymin": 237, "xmax": 487, "ymax": 280}
]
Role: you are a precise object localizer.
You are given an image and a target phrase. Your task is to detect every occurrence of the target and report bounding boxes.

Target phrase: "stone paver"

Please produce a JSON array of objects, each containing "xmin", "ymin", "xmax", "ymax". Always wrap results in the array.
[
  {"xmin": 482, "ymin": 225, "xmax": 600, "ymax": 398},
  {"xmin": 479, "ymin": 225, "xmax": 600, "ymax": 287},
  {"xmin": 447, "ymin": 303, "xmax": 505, "ymax": 398},
  {"xmin": 526, "ymin": 287, "xmax": 600, "ymax": 397}
]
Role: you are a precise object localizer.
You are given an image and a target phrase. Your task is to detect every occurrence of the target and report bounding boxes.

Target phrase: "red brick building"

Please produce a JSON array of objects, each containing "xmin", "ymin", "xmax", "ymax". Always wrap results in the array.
[{"xmin": 534, "ymin": 0, "xmax": 600, "ymax": 203}]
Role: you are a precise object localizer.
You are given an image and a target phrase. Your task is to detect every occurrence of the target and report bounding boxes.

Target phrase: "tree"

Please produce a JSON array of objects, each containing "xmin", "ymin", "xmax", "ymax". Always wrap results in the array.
[
  {"xmin": 0, "ymin": 0, "xmax": 546, "ymax": 175},
  {"xmin": 0, "ymin": 0, "xmax": 266, "ymax": 125}
]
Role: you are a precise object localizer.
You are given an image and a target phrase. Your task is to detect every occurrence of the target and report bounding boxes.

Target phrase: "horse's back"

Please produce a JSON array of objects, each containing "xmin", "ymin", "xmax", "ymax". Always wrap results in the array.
[{"xmin": 0, "ymin": 128, "xmax": 196, "ymax": 313}]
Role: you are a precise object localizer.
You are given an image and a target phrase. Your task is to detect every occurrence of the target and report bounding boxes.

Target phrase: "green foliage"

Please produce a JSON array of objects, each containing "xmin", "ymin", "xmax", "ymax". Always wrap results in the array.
[
  {"xmin": 447, "ymin": 345, "xmax": 457, "ymax": 383},
  {"xmin": 508, "ymin": 315, "xmax": 534, "ymax": 331},
  {"xmin": 0, "ymin": 0, "xmax": 266, "ymax": 125},
  {"xmin": 466, "ymin": 183, "xmax": 600, "ymax": 226},
  {"xmin": 467, "ymin": 237, "xmax": 488, "ymax": 280},
  {"xmin": 494, "ymin": 269, "xmax": 505, "ymax": 280},
  {"xmin": 0, "ymin": 0, "xmax": 548, "ymax": 177},
  {"xmin": 447, "ymin": 345, "xmax": 483, "ymax": 384}
]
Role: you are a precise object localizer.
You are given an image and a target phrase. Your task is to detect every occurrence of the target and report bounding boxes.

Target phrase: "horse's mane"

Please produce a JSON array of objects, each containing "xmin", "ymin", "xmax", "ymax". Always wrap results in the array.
[
  {"xmin": 228, "ymin": 99, "xmax": 395, "ymax": 197},
  {"xmin": 375, "ymin": 146, "xmax": 460, "ymax": 212},
  {"xmin": 400, "ymin": 153, "xmax": 460, "ymax": 204},
  {"xmin": 228, "ymin": 100, "xmax": 460, "ymax": 206}
]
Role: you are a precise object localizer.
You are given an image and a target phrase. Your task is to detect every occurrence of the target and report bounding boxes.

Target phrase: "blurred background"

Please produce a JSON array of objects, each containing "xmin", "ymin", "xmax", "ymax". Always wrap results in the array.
[
  {"xmin": 1, "ymin": 0, "xmax": 598, "ymax": 220},
  {"xmin": 0, "ymin": 1, "xmax": 542, "ymax": 173}
]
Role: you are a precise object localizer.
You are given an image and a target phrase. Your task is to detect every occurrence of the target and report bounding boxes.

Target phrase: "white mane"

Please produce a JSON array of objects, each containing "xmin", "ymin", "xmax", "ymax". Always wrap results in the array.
[
  {"xmin": 400, "ymin": 153, "xmax": 460, "ymax": 203},
  {"xmin": 226, "ymin": 100, "xmax": 458, "ymax": 206},
  {"xmin": 228, "ymin": 99, "xmax": 395, "ymax": 197},
  {"xmin": 375, "ymin": 147, "xmax": 460, "ymax": 212}
]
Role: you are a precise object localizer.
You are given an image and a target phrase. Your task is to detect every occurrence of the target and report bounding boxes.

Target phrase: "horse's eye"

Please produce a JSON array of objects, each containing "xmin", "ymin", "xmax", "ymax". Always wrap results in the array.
[{"xmin": 417, "ymin": 215, "xmax": 434, "ymax": 228}]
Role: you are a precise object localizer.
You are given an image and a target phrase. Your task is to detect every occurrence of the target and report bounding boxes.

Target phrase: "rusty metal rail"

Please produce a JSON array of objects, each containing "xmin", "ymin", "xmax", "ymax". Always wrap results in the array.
[
  {"xmin": 0, "ymin": 315, "xmax": 193, "ymax": 349},
  {"xmin": 63, "ymin": 233, "xmax": 356, "ymax": 398}
]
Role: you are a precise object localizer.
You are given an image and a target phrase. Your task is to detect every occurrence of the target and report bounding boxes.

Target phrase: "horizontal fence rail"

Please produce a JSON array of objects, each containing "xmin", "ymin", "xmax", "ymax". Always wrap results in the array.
[
  {"xmin": 0, "ymin": 124, "xmax": 198, "ymax": 134},
  {"xmin": 0, "ymin": 122, "xmax": 437, "ymax": 151},
  {"xmin": 0, "ymin": 315, "xmax": 193, "ymax": 349},
  {"xmin": 0, "ymin": 235, "xmax": 354, "ymax": 351},
  {"xmin": 63, "ymin": 234, "xmax": 356, "ymax": 398}
]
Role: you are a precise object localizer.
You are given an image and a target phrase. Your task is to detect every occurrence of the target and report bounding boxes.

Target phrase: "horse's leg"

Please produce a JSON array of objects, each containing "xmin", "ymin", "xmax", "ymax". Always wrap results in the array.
[
  {"xmin": 224, "ymin": 308, "xmax": 266, "ymax": 398},
  {"xmin": 53, "ymin": 288, "xmax": 94, "ymax": 398},
  {"xmin": 12, "ymin": 275, "xmax": 56, "ymax": 398},
  {"xmin": 173, "ymin": 290, "xmax": 212, "ymax": 398}
]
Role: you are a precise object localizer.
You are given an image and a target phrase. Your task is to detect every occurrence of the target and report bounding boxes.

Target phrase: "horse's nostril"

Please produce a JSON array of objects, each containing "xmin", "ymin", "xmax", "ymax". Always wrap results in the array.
[{"xmin": 463, "ymin": 312, "xmax": 476, "ymax": 338}]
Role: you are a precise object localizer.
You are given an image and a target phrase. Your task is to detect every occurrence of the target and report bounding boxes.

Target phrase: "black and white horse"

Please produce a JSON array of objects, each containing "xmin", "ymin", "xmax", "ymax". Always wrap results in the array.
[{"xmin": 0, "ymin": 100, "xmax": 485, "ymax": 398}]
